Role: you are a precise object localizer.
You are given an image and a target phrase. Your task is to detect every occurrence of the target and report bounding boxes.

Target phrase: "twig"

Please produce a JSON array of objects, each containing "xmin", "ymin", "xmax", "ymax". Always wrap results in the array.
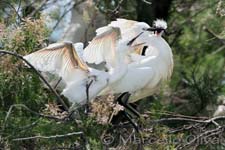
[
  {"xmin": 17, "ymin": 0, "xmax": 22, "ymax": 16},
  {"xmin": 28, "ymin": 0, "xmax": 48, "ymax": 17},
  {"xmin": 152, "ymin": 117, "xmax": 208, "ymax": 124},
  {"xmin": 153, "ymin": 115, "xmax": 225, "ymax": 125},
  {"xmin": 108, "ymin": 0, "xmax": 124, "ymax": 18},
  {"xmin": 12, "ymin": 131, "xmax": 83, "ymax": 141},
  {"xmin": 210, "ymin": 45, "xmax": 225, "ymax": 55},
  {"xmin": 52, "ymin": 0, "xmax": 86, "ymax": 31},
  {"xmin": 168, "ymin": 1, "xmax": 219, "ymax": 45},
  {"xmin": 4, "ymin": 104, "xmax": 67, "ymax": 128},
  {"xmin": 54, "ymin": 77, "xmax": 62, "ymax": 89},
  {"xmin": 178, "ymin": 126, "xmax": 224, "ymax": 149},
  {"xmin": 204, "ymin": 27, "xmax": 225, "ymax": 45},
  {"xmin": 0, "ymin": 0, "xmax": 22, "ymax": 22},
  {"xmin": 17, "ymin": 119, "xmax": 40, "ymax": 130},
  {"xmin": 142, "ymin": 0, "xmax": 152, "ymax": 5},
  {"xmin": 145, "ymin": 110, "xmax": 209, "ymax": 120},
  {"xmin": 0, "ymin": 50, "xmax": 69, "ymax": 110}
]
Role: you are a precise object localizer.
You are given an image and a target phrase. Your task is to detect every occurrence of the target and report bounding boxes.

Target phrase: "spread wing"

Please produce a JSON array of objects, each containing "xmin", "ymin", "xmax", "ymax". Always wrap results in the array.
[
  {"xmin": 24, "ymin": 42, "xmax": 89, "ymax": 83},
  {"xmin": 97, "ymin": 18, "xmax": 137, "ymax": 36},
  {"xmin": 95, "ymin": 19, "xmax": 151, "ymax": 64},
  {"xmin": 98, "ymin": 18, "xmax": 150, "ymax": 41},
  {"xmin": 83, "ymin": 27, "xmax": 121, "ymax": 66}
]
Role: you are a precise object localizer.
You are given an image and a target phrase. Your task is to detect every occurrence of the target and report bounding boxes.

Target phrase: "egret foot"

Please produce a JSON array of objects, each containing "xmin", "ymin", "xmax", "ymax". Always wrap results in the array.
[
  {"xmin": 117, "ymin": 92, "xmax": 140, "ymax": 118},
  {"xmin": 84, "ymin": 76, "xmax": 95, "ymax": 115}
]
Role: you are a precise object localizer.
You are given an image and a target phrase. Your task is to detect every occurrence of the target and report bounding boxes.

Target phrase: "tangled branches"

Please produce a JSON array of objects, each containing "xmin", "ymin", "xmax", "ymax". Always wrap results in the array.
[
  {"xmin": 147, "ymin": 112, "xmax": 225, "ymax": 149},
  {"xmin": 1, "ymin": 50, "xmax": 225, "ymax": 149}
]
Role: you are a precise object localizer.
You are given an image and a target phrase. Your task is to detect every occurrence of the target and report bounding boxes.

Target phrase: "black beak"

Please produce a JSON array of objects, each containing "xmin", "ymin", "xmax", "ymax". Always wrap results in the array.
[
  {"xmin": 143, "ymin": 27, "xmax": 157, "ymax": 31},
  {"xmin": 144, "ymin": 27, "xmax": 167, "ymax": 35},
  {"xmin": 127, "ymin": 32, "xmax": 144, "ymax": 46}
]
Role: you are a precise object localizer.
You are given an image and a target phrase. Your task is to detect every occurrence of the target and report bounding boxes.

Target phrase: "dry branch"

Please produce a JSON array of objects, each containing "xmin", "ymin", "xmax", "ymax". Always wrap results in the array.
[
  {"xmin": 204, "ymin": 27, "xmax": 225, "ymax": 45},
  {"xmin": 12, "ymin": 131, "xmax": 83, "ymax": 141},
  {"xmin": 52, "ymin": 0, "xmax": 86, "ymax": 31},
  {"xmin": 4, "ymin": 104, "xmax": 67, "ymax": 126}
]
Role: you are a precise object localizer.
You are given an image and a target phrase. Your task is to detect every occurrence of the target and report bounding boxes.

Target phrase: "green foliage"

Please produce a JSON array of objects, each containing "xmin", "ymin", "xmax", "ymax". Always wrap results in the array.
[
  {"xmin": 166, "ymin": 0, "xmax": 225, "ymax": 116},
  {"xmin": 1, "ymin": 18, "xmax": 50, "ymax": 54},
  {"xmin": 1, "ymin": 0, "xmax": 225, "ymax": 149}
]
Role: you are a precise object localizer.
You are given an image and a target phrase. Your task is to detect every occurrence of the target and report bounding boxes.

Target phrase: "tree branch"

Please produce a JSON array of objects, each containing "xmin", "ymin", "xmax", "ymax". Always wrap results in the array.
[
  {"xmin": 4, "ymin": 104, "xmax": 67, "ymax": 126},
  {"xmin": 28, "ymin": 0, "xmax": 48, "ymax": 17},
  {"xmin": 204, "ymin": 27, "xmax": 225, "ymax": 45},
  {"xmin": 52, "ymin": 0, "xmax": 86, "ymax": 31},
  {"xmin": 0, "ymin": 0, "xmax": 22, "ymax": 23},
  {"xmin": 12, "ymin": 131, "xmax": 83, "ymax": 141}
]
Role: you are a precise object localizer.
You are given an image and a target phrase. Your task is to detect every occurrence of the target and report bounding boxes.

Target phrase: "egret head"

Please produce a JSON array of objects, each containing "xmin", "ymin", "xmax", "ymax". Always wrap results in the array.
[{"xmin": 144, "ymin": 19, "xmax": 167, "ymax": 36}]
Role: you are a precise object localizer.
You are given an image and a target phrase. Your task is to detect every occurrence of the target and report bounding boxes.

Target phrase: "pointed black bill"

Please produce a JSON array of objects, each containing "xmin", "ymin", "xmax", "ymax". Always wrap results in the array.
[{"xmin": 127, "ymin": 32, "xmax": 144, "ymax": 46}]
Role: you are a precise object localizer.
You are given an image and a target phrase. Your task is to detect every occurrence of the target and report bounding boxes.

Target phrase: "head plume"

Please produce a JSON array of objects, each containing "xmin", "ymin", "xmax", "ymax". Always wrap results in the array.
[{"xmin": 153, "ymin": 19, "xmax": 167, "ymax": 30}]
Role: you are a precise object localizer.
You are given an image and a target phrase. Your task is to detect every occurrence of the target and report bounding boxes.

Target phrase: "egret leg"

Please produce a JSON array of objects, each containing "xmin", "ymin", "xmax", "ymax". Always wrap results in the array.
[
  {"xmin": 122, "ymin": 111, "xmax": 139, "ymax": 132},
  {"xmin": 85, "ymin": 79, "xmax": 94, "ymax": 114},
  {"xmin": 117, "ymin": 92, "xmax": 140, "ymax": 131},
  {"xmin": 54, "ymin": 77, "xmax": 62, "ymax": 89},
  {"xmin": 117, "ymin": 92, "xmax": 140, "ymax": 118},
  {"xmin": 127, "ymin": 32, "xmax": 144, "ymax": 46}
]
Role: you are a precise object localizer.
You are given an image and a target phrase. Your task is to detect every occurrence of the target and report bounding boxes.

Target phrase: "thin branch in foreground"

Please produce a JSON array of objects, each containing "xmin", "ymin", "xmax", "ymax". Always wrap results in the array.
[
  {"xmin": 28, "ymin": 0, "xmax": 48, "ymax": 17},
  {"xmin": 152, "ymin": 115, "xmax": 225, "ymax": 127},
  {"xmin": 4, "ymin": 104, "xmax": 67, "ymax": 126},
  {"xmin": 142, "ymin": 0, "xmax": 152, "ymax": 5},
  {"xmin": 52, "ymin": 0, "xmax": 86, "ymax": 31},
  {"xmin": 177, "ymin": 126, "xmax": 225, "ymax": 149},
  {"xmin": 0, "ymin": 50, "xmax": 69, "ymax": 111},
  {"xmin": 12, "ymin": 131, "xmax": 83, "ymax": 141},
  {"xmin": 204, "ymin": 27, "xmax": 225, "ymax": 45},
  {"xmin": 0, "ymin": 0, "xmax": 23, "ymax": 22}
]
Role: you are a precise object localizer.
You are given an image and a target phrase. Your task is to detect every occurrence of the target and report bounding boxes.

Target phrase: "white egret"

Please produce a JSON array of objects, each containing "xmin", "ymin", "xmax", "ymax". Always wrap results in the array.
[
  {"xmin": 90, "ymin": 19, "xmax": 173, "ymax": 116},
  {"xmin": 24, "ymin": 27, "xmax": 142, "ymax": 106},
  {"xmin": 24, "ymin": 27, "xmax": 125, "ymax": 105}
]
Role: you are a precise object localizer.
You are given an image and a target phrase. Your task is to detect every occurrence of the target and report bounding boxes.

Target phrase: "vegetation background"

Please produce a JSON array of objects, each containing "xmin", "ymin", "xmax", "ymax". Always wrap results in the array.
[{"xmin": 0, "ymin": 0, "xmax": 225, "ymax": 149}]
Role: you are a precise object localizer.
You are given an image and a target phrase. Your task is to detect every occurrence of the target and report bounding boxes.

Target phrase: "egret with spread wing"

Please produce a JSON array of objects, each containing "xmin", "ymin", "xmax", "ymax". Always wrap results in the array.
[
  {"xmin": 24, "ymin": 27, "xmax": 142, "ymax": 106},
  {"xmin": 24, "ymin": 27, "xmax": 127, "ymax": 105},
  {"xmin": 94, "ymin": 19, "xmax": 173, "ymax": 115}
]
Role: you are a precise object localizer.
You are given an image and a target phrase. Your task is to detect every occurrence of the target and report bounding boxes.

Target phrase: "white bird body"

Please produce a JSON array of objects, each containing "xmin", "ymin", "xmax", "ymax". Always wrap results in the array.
[
  {"xmin": 128, "ymin": 35, "xmax": 173, "ymax": 102},
  {"xmin": 94, "ymin": 19, "xmax": 151, "ymax": 63},
  {"xmin": 95, "ymin": 19, "xmax": 173, "ymax": 103},
  {"xmin": 24, "ymin": 27, "xmax": 130, "ymax": 105},
  {"xmin": 24, "ymin": 18, "xmax": 173, "ymax": 105}
]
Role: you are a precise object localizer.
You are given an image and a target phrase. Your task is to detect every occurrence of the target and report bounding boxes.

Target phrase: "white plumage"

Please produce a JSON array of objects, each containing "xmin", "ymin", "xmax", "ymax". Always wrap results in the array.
[
  {"xmin": 24, "ymin": 27, "xmax": 132, "ymax": 105},
  {"xmin": 95, "ymin": 18, "xmax": 173, "ymax": 103},
  {"xmin": 153, "ymin": 19, "xmax": 168, "ymax": 30},
  {"xmin": 24, "ymin": 18, "xmax": 173, "ymax": 106}
]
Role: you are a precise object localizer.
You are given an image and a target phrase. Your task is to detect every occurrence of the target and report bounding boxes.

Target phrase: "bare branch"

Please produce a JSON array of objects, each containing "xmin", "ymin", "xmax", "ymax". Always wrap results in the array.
[
  {"xmin": 28, "ymin": 0, "xmax": 48, "ymax": 17},
  {"xmin": 12, "ymin": 131, "xmax": 83, "ymax": 141},
  {"xmin": 178, "ymin": 126, "xmax": 224, "ymax": 149},
  {"xmin": 152, "ymin": 117, "xmax": 208, "ymax": 124},
  {"xmin": 152, "ymin": 115, "xmax": 225, "ymax": 126},
  {"xmin": 142, "ymin": 0, "xmax": 152, "ymax": 5},
  {"xmin": 4, "ymin": 104, "xmax": 67, "ymax": 129},
  {"xmin": 52, "ymin": 0, "xmax": 86, "ymax": 31},
  {"xmin": 204, "ymin": 27, "xmax": 225, "ymax": 45},
  {"xmin": 0, "ymin": 0, "xmax": 22, "ymax": 22}
]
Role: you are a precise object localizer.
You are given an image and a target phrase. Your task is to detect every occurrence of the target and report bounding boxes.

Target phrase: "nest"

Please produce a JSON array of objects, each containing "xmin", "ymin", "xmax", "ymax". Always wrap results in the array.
[{"xmin": 89, "ymin": 94, "xmax": 124, "ymax": 125}]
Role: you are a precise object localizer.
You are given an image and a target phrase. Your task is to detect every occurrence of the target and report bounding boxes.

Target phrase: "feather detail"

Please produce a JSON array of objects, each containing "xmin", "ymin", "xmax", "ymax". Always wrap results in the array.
[
  {"xmin": 83, "ymin": 27, "xmax": 121, "ymax": 66},
  {"xmin": 153, "ymin": 19, "xmax": 167, "ymax": 29},
  {"xmin": 24, "ymin": 42, "xmax": 89, "ymax": 83}
]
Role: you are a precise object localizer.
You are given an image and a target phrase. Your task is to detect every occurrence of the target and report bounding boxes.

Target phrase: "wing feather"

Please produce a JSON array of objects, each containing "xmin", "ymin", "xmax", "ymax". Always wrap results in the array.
[
  {"xmin": 24, "ymin": 42, "xmax": 89, "ymax": 83},
  {"xmin": 83, "ymin": 27, "xmax": 121, "ymax": 66}
]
